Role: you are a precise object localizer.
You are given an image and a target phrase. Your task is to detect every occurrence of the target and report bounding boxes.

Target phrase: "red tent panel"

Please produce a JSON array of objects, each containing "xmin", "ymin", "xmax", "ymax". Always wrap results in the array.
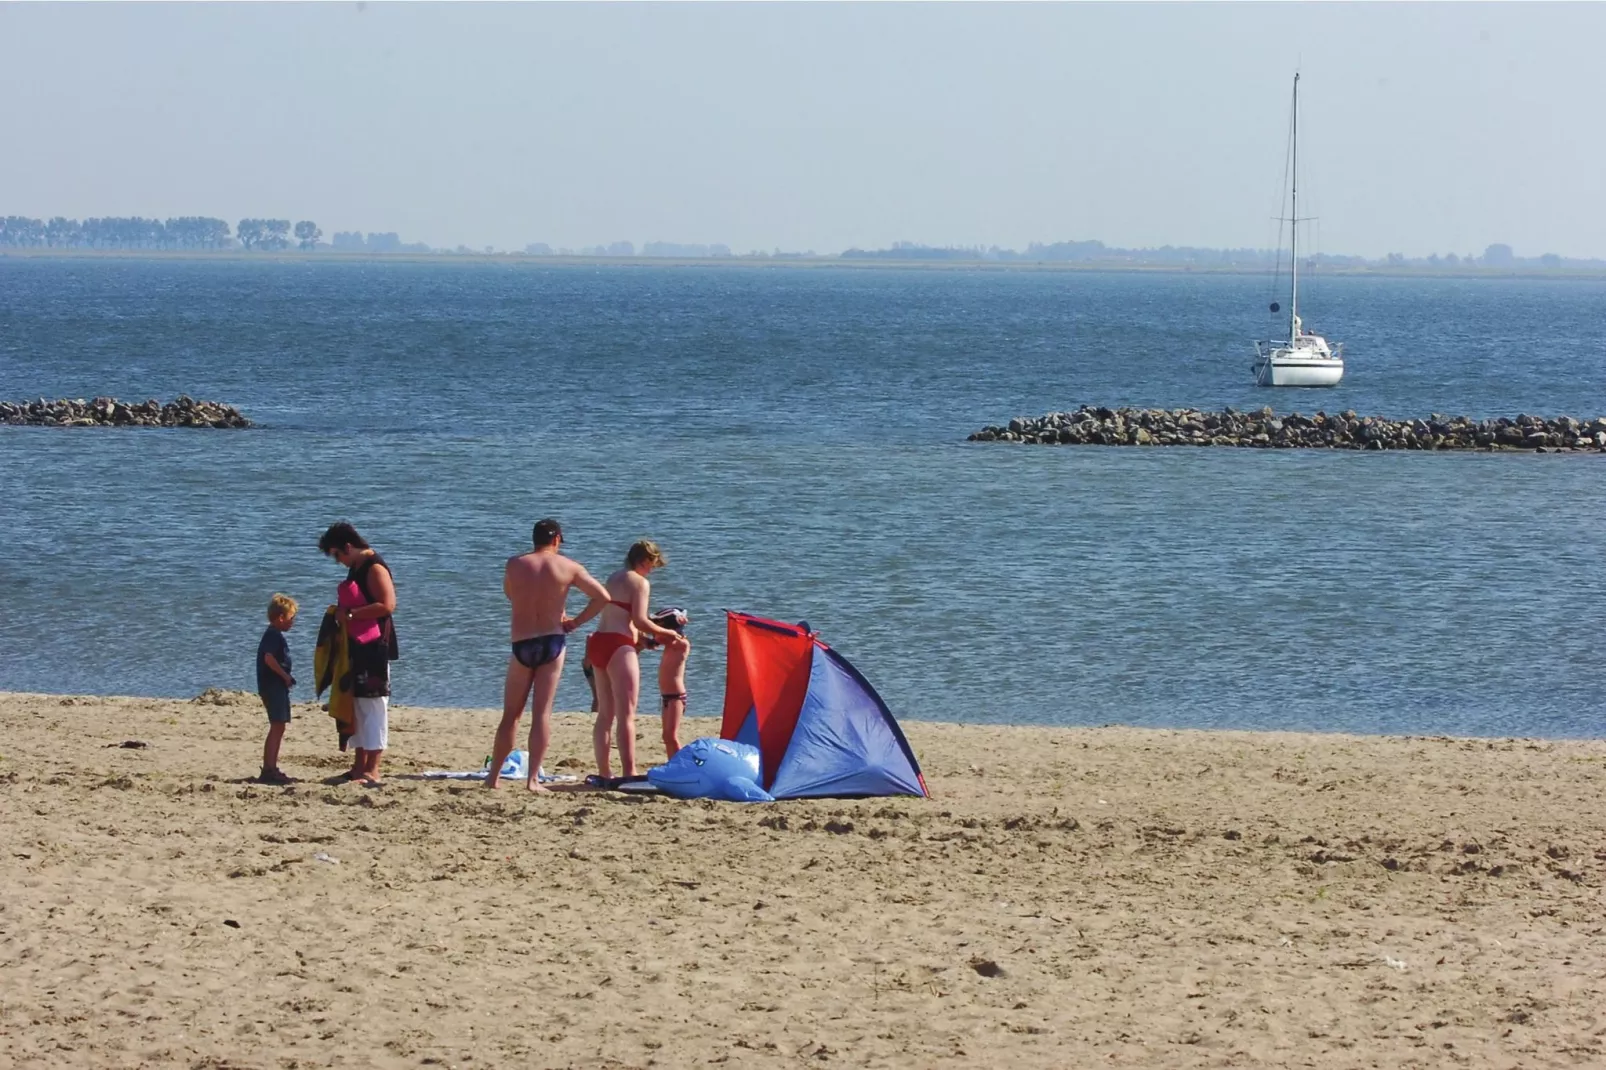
[{"xmin": 721, "ymin": 612, "xmax": 816, "ymax": 789}]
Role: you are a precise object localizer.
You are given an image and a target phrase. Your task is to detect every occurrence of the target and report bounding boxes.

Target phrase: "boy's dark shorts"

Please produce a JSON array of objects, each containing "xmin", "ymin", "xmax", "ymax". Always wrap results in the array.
[{"xmin": 261, "ymin": 689, "xmax": 291, "ymax": 724}]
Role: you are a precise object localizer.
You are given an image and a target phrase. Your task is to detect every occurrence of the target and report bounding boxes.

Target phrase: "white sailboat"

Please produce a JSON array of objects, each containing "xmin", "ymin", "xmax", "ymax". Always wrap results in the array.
[{"xmin": 1253, "ymin": 73, "xmax": 1344, "ymax": 388}]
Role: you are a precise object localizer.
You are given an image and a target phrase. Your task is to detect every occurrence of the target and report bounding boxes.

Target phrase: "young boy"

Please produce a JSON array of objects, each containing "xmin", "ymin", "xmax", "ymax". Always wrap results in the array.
[
  {"xmin": 641, "ymin": 608, "xmax": 690, "ymax": 758},
  {"xmin": 622, "ymin": 607, "xmax": 691, "ymax": 759},
  {"xmin": 257, "ymin": 593, "xmax": 298, "ymax": 784}
]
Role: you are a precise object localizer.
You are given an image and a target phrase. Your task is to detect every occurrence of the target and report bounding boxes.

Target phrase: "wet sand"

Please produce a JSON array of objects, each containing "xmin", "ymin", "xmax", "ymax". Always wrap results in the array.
[{"xmin": 2, "ymin": 690, "xmax": 1603, "ymax": 1069}]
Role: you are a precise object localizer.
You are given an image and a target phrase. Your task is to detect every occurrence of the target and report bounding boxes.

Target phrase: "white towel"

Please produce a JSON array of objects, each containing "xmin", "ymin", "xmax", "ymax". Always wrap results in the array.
[{"xmin": 421, "ymin": 750, "xmax": 577, "ymax": 783}]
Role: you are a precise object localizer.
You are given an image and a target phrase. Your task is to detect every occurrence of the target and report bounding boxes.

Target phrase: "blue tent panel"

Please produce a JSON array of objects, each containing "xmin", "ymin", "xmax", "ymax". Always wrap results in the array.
[
  {"xmin": 733, "ymin": 706, "xmax": 761, "ymax": 750},
  {"xmin": 768, "ymin": 646, "xmax": 926, "ymax": 799}
]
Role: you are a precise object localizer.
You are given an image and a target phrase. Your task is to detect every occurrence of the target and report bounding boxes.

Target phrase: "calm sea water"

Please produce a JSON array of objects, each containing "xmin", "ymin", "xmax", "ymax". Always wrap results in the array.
[{"xmin": 1, "ymin": 258, "xmax": 1603, "ymax": 737}]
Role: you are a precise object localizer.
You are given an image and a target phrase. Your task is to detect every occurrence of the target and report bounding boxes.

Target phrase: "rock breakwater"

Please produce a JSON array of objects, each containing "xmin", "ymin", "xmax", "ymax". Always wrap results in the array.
[
  {"xmin": 969, "ymin": 406, "xmax": 1606, "ymax": 452},
  {"xmin": 0, "ymin": 396, "xmax": 252, "ymax": 428}
]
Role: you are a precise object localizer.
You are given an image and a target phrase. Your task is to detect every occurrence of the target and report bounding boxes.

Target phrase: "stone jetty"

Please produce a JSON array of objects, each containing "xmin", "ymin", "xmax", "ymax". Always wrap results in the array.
[
  {"xmin": 963, "ymin": 401, "xmax": 1606, "ymax": 446},
  {"xmin": 969, "ymin": 406, "xmax": 1606, "ymax": 452},
  {"xmin": 0, "ymin": 396, "xmax": 252, "ymax": 429}
]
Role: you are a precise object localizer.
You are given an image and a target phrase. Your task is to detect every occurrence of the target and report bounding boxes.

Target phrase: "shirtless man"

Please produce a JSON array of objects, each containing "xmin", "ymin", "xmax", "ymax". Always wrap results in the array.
[{"xmin": 486, "ymin": 518, "xmax": 610, "ymax": 791}]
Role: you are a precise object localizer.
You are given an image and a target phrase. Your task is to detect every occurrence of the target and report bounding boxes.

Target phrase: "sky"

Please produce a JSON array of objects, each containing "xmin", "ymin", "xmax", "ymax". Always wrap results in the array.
[{"xmin": 2, "ymin": 2, "xmax": 1603, "ymax": 259}]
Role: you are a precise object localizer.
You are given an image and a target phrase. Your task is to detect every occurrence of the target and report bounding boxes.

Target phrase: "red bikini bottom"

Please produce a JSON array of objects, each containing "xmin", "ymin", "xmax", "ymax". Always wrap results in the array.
[{"xmin": 586, "ymin": 631, "xmax": 636, "ymax": 671}]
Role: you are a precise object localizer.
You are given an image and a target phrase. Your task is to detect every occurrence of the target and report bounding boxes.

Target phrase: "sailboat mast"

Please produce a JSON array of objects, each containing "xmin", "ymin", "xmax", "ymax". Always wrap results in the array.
[{"xmin": 1289, "ymin": 72, "xmax": 1299, "ymax": 343}]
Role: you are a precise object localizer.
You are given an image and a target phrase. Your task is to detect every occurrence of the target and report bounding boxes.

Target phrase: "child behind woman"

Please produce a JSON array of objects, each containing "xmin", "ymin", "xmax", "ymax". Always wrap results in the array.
[{"xmin": 640, "ymin": 607, "xmax": 690, "ymax": 758}]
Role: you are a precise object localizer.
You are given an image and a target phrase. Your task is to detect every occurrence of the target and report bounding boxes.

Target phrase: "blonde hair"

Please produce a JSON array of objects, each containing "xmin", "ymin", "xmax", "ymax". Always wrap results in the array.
[
  {"xmin": 268, "ymin": 593, "xmax": 299, "ymax": 621},
  {"xmin": 626, "ymin": 540, "xmax": 666, "ymax": 569}
]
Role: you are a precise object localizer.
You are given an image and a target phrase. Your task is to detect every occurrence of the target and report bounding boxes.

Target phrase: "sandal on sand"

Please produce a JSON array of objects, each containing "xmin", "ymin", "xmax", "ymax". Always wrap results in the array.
[{"xmin": 258, "ymin": 768, "xmax": 293, "ymax": 785}]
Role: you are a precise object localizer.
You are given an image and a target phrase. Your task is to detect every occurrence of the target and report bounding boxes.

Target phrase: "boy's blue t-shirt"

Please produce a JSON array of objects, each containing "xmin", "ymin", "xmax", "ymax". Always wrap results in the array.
[{"xmin": 257, "ymin": 627, "xmax": 291, "ymax": 694}]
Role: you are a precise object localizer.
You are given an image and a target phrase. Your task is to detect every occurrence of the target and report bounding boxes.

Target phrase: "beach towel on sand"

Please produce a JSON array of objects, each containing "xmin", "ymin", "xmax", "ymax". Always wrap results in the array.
[{"xmin": 313, "ymin": 607, "xmax": 355, "ymax": 746}]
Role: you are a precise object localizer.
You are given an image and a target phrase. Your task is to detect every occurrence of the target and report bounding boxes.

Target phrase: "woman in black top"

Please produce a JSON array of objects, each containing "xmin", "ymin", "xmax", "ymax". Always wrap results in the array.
[{"xmin": 319, "ymin": 522, "xmax": 398, "ymax": 785}]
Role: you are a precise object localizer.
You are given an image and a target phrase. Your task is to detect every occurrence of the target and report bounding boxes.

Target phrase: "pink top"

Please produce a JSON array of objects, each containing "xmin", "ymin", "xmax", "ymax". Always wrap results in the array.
[{"xmin": 337, "ymin": 580, "xmax": 382, "ymax": 645}]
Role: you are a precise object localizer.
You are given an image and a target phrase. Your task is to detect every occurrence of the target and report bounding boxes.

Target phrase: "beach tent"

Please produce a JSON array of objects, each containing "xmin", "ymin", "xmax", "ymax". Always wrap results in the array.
[{"xmin": 720, "ymin": 611, "xmax": 928, "ymax": 799}]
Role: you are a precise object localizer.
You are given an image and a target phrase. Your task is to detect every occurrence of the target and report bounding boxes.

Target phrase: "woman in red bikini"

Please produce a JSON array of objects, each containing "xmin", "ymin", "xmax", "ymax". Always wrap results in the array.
[{"xmin": 586, "ymin": 540, "xmax": 686, "ymax": 783}]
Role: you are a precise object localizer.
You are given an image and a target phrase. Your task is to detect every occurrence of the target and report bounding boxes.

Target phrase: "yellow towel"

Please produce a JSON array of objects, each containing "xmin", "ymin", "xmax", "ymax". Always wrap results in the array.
[{"xmin": 313, "ymin": 606, "xmax": 355, "ymax": 737}]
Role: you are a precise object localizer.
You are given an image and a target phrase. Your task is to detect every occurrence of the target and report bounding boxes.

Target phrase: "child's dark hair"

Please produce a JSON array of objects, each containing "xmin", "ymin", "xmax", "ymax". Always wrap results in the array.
[
  {"xmin": 640, "ymin": 607, "xmax": 689, "ymax": 650},
  {"xmin": 318, "ymin": 521, "xmax": 369, "ymax": 554},
  {"xmin": 532, "ymin": 518, "xmax": 562, "ymax": 548}
]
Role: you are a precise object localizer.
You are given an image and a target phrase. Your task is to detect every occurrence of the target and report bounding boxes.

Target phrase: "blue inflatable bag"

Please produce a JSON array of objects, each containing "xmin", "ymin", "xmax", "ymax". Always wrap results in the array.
[
  {"xmin": 492, "ymin": 750, "xmax": 528, "ymax": 781},
  {"xmin": 647, "ymin": 738, "xmax": 775, "ymax": 802}
]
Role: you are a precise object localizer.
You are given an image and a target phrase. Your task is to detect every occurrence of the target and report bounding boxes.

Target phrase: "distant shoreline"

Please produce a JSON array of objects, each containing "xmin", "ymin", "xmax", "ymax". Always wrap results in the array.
[{"xmin": 5, "ymin": 246, "xmax": 1606, "ymax": 281}]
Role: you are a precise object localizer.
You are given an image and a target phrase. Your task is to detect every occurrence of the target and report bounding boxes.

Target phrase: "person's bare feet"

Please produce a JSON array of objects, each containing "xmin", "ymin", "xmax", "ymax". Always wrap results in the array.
[
  {"xmin": 483, "ymin": 775, "xmax": 501, "ymax": 790},
  {"xmin": 525, "ymin": 777, "xmax": 551, "ymax": 794}
]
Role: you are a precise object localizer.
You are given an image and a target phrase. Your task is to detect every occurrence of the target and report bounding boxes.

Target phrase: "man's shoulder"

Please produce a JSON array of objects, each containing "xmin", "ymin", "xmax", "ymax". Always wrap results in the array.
[
  {"xmin": 508, "ymin": 551, "xmax": 583, "ymax": 577},
  {"xmin": 540, "ymin": 553, "xmax": 586, "ymax": 577},
  {"xmin": 506, "ymin": 551, "xmax": 545, "ymax": 571}
]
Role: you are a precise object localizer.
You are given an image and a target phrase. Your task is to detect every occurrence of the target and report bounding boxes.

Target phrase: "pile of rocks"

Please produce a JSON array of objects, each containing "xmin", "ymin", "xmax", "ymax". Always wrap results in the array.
[
  {"xmin": 969, "ymin": 406, "xmax": 1606, "ymax": 452},
  {"xmin": 0, "ymin": 395, "xmax": 252, "ymax": 429}
]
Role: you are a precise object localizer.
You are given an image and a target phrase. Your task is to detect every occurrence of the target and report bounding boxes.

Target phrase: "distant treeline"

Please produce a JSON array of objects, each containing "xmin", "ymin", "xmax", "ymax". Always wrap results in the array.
[
  {"xmin": 842, "ymin": 239, "xmax": 1280, "ymax": 266},
  {"xmin": 331, "ymin": 231, "xmax": 432, "ymax": 254},
  {"xmin": 522, "ymin": 241, "xmax": 734, "ymax": 258},
  {"xmin": 0, "ymin": 215, "xmax": 328, "ymax": 251},
  {"xmin": 841, "ymin": 239, "xmax": 1606, "ymax": 271},
  {"xmin": 1, "ymin": 215, "xmax": 232, "ymax": 249},
  {"xmin": 0, "ymin": 215, "xmax": 434, "ymax": 253},
  {"xmin": 7, "ymin": 215, "xmax": 1601, "ymax": 269}
]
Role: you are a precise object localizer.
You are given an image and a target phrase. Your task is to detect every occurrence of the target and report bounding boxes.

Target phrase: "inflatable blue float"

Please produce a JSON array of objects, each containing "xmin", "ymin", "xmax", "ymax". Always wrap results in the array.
[{"xmin": 647, "ymin": 738, "xmax": 774, "ymax": 802}]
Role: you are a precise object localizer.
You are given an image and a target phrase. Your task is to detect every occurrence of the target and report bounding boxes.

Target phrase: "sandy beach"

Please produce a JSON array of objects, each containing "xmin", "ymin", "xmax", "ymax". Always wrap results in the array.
[{"xmin": 1, "ymin": 690, "xmax": 1603, "ymax": 1069}]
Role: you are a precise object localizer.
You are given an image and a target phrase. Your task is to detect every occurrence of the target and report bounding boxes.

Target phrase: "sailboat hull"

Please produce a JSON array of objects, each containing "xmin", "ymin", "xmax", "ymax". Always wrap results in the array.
[
  {"xmin": 1253, "ymin": 337, "xmax": 1345, "ymax": 387},
  {"xmin": 1255, "ymin": 358, "xmax": 1345, "ymax": 387}
]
